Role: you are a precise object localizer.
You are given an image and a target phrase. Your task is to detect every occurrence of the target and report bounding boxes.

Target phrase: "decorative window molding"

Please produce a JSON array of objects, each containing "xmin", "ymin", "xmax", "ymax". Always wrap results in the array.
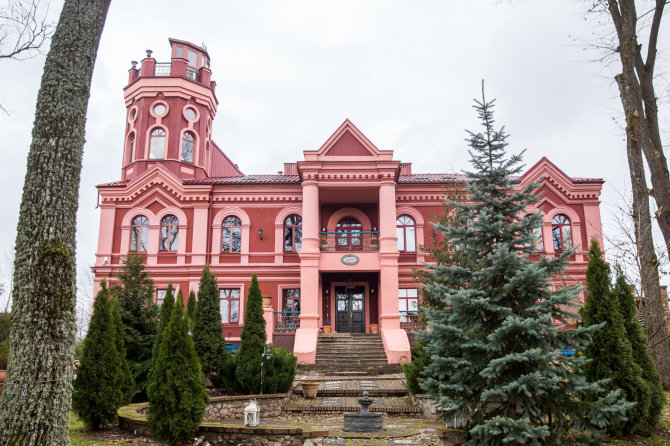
[
  {"xmin": 396, "ymin": 215, "xmax": 416, "ymax": 252},
  {"xmin": 148, "ymin": 127, "xmax": 167, "ymax": 159},
  {"xmin": 211, "ymin": 207, "xmax": 251, "ymax": 265},
  {"xmin": 326, "ymin": 207, "xmax": 372, "ymax": 232}
]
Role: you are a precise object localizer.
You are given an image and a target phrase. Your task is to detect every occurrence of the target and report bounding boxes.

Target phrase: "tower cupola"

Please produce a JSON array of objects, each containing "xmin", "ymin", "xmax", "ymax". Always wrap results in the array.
[{"xmin": 121, "ymin": 38, "xmax": 218, "ymax": 181}]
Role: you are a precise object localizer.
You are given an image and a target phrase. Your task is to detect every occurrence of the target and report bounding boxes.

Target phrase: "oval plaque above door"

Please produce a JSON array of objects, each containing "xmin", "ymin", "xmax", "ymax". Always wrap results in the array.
[{"xmin": 341, "ymin": 254, "xmax": 360, "ymax": 266}]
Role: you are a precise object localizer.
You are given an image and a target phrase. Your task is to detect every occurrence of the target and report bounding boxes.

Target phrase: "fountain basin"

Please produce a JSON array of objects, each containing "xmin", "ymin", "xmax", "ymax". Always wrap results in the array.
[{"xmin": 343, "ymin": 412, "xmax": 384, "ymax": 432}]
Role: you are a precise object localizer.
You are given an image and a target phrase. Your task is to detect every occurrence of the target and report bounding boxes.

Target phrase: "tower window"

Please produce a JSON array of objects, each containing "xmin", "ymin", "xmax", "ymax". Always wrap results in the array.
[
  {"xmin": 150, "ymin": 128, "xmax": 166, "ymax": 159},
  {"xmin": 181, "ymin": 131, "xmax": 195, "ymax": 163},
  {"xmin": 127, "ymin": 133, "xmax": 135, "ymax": 163},
  {"xmin": 160, "ymin": 215, "xmax": 179, "ymax": 251},
  {"xmin": 130, "ymin": 215, "xmax": 149, "ymax": 252},
  {"xmin": 153, "ymin": 104, "xmax": 166, "ymax": 116},
  {"xmin": 184, "ymin": 107, "xmax": 197, "ymax": 120}
]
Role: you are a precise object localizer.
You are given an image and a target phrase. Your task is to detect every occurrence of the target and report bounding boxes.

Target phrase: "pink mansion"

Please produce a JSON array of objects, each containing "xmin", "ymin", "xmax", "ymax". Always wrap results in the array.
[{"xmin": 93, "ymin": 39, "xmax": 604, "ymax": 365}]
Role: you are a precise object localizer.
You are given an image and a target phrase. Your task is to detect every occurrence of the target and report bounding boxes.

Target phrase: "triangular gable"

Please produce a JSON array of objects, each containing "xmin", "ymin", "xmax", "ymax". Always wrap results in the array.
[
  {"xmin": 520, "ymin": 157, "xmax": 602, "ymax": 202},
  {"xmin": 315, "ymin": 119, "xmax": 382, "ymax": 157}
]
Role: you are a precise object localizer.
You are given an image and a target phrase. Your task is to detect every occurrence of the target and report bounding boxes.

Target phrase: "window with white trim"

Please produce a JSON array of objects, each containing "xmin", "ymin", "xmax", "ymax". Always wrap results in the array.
[{"xmin": 219, "ymin": 288, "xmax": 240, "ymax": 324}]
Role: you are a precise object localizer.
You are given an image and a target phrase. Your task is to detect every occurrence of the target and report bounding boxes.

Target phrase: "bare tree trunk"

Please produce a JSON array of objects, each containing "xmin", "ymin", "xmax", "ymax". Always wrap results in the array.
[
  {"xmin": 0, "ymin": 0, "xmax": 111, "ymax": 444},
  {"xmin": 616, "ymin": 71, "xmax": 670, "ymax": 388},
  {"xmin": 607, "ymin": 0, "xmax": 670, "ymax": 266}
]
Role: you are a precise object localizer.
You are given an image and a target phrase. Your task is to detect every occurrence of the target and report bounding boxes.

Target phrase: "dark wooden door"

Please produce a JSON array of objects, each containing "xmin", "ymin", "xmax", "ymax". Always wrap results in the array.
[{"xmin": 335, "ymin": 286, "xmax": 365, "ymax": 333}]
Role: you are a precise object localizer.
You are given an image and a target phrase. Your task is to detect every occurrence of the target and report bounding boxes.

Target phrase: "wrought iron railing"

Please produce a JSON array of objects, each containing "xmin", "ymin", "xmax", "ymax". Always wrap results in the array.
[
  {"xmin": 319, "ymin": 231, "xmax": 380, "ymax": 252},
  {"xmin": 155, "ymin": 62, "xmax": 171, "ymax": 76},
  {"xmin": 274, "ymin": 311, "xmax": 300, "ymax": 334},
  {"xmin": 400, "ymin": 310, "xmax": 422, "ymax": 332}
]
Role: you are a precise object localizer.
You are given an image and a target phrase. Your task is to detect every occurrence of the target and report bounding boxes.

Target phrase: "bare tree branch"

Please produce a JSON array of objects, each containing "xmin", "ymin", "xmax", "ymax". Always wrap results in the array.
[{"xmin": 0, "ymin": 0, "xmax": 55, "ymax": 60}]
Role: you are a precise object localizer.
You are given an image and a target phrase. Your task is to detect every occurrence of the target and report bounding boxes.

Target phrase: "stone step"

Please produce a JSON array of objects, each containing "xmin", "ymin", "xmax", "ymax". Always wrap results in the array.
[
  {"xmin": 297, "ymin": 364, "xmax": 403, "ymax": 375},
  {"xmin": 315, "ymin": 355, "xmax": 389, "ymax": 361}
]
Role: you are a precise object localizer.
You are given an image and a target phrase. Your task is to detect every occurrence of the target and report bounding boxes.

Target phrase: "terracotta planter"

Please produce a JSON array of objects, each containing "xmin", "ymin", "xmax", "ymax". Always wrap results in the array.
[
  {"xmin": 369, "ymin": 324, "xmax": 379, "ymax": 333},
  {"xmin": 262, "ymin": 296, "xmax": 272, "ymax": 308},
  {"xmin": 322, "ymin": 325, "xmax": 331, "ymax": 334},
  {"xmin": 0, "ymin": 369, "xmax": 6, "ymax": 386},
  {"xmin": 301, "ymin": 381, "xmax": 319, "ymax": 399}
]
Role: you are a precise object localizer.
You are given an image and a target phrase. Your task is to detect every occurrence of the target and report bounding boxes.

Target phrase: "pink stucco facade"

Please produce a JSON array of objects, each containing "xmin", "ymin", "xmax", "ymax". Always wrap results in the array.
[{"xmin": 93, "ymin": 39, "xmax": 604, "ymax": 364}]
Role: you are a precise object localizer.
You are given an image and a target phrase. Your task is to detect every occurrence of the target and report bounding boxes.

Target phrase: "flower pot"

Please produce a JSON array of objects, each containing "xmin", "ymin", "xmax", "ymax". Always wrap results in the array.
[
  {"xmin": 322, "ymin": 325, "xmax": 331, "ymax": 334},
  {"xmin": 369, "ymin": 324, "xmax": 379, "ymax": 333},
  {"xmin": 262, "ymin": 296, "xmax": 272, "ymax": 308},
  {"xmin": 0, "ymin": 369, "xmax": 6, "ymax": 386},
  {"xmin": 301, "ymin": 381, "xmax": 319, "ymax": 399}
]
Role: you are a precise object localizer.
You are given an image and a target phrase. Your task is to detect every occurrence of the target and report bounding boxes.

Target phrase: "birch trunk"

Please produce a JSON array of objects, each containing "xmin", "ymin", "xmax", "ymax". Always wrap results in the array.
[{"xmin": 0, "ymin": 0, "xmax": 111, "ymax": 444}]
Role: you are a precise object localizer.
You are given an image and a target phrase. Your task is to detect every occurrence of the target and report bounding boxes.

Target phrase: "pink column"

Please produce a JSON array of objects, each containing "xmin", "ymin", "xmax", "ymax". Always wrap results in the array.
[
  {"xmin": 191, "ymin": 203, "xmax": 209, "ymax": 266},
  {"xmin": 378, "ymin": 181, "xmax": 410, "ymax": 363},
  {"xmin": 294, "ymin": 180, "xmax": 320, "ymax": 364},
  {"xmin": 263, "ymin": 305, "xmax": 274, "ymax": 345}
]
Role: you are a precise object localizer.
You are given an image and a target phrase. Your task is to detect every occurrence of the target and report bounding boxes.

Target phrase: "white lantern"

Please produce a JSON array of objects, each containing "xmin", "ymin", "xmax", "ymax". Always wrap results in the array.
[{"xmin": 244, "ymin": 399, "xmax": 261, "ymax": 427}]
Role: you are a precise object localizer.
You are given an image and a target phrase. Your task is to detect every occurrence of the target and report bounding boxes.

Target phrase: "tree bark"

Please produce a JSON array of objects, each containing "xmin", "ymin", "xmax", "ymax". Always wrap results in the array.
[
  {"xmin": 0, "ymin": 0, "xmax": 111, "ymax": 444},
  {"xmin": 607, "ymin": 1, "xmax": 670, "ymax": 269},
  {"xmin": 616, "ymin": 71, "xmax": 670, "ymax": 388}
]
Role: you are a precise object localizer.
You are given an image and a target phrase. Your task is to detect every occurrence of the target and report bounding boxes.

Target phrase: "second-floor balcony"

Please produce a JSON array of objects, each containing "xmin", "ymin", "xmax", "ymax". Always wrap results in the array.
[{"xmin": 319, "ymin": 231, "xmax": 379, "ymax": 252}]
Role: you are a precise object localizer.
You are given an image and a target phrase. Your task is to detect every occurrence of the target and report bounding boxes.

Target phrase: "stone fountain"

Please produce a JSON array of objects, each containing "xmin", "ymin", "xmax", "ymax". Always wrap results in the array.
[{"xmin": 343, "ymin": 391, "xmax": 383, "ymax": 432}]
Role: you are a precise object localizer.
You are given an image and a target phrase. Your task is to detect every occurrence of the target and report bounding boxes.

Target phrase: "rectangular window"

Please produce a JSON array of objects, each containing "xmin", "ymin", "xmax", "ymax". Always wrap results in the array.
[
  {"xmin": 156, "ymin": 289, "xmax": 167, "ymax": 307},
  {"xmin": 188, "ymin": 50, "xmax": 198, "ymax": 67},
  {"xmin": 282, "ymin": 288, "xmax": 300, "ymax": 313},
  {"xmin": 219, "ymin": 288, "xmax": 240, "ymax": 324},
  {"xmin": 399, "ymin": 288, "xmax": 419, "ymax": 321},
  {"xmin": 176, "ymin": 46, "xmax": 183, "ymax": 58}
]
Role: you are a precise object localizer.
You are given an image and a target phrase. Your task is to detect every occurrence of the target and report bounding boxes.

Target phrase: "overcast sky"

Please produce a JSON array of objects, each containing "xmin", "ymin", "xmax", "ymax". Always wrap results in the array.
[{"xmin": 0, "ymin": 0, "xmax": 668, "ymax": 297}]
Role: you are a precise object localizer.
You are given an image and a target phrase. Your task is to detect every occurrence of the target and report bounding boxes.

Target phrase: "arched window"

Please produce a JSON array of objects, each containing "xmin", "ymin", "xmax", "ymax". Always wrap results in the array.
[
  {"xmin": 160, "ymin": 215, "xmax": 179, "ymax": 251},
  {"xmin": 396, "ymin": 215, "xmax": 416, "ymax": 252},
  {"xmin": 524, "ymin": 214, "xmax": 544, "ymax": 251},
  {"xmin": 149, "ymin": 128, "xmax": 166, "ymax": 159},
  {"xmin": 127, "ymin": 132, "xmax": 135, "ymax": 163},
  {"xmin": 222, "ymin": 216, "xmax": 242, "ymax": 253},
  {"xmin": 283, "ymin": 215, "xmax": 302, "ymax": 252},
  {"xmin": 552, "ymin": 214, "xmax": 572, "ymax": 251},
  {"xmin": 336, "ymin": 217, "xmax": 362, "ymax": 251},
  {"xmin": 181, "ymin": 131, "xmax": 194, "ymax": 163},
  {"xmin": 130, "ymin": 215, "xmax": 149, "ymax": 252}
]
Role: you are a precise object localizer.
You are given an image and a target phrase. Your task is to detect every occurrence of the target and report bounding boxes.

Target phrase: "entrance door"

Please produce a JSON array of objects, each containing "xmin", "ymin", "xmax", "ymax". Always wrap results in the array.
[{"xmin": 335, "ymin": 286, "xmax": 365, "ymax": 333}]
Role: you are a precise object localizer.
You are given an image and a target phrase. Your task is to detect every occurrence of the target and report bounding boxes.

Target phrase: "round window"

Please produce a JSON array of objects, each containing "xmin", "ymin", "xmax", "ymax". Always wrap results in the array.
[
  {"xmin": 185, "ymin": 107, "xmax": 197, "ymax": 120},
  {"xmin": 153, "ymin": 104, "xmax": 166, "ymax": 116}
]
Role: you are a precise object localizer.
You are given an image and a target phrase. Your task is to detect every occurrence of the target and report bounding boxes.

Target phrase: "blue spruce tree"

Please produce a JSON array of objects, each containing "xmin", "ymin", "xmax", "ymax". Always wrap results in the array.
[{"xmin": 419, "ymin": 85, "xmax": 631, "ymax": 445}]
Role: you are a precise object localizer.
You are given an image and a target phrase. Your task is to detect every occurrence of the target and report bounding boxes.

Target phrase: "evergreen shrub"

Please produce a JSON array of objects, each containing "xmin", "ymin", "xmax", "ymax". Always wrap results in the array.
[
  {"xmin": 192, "ymin": 266, "xmax": 227, "ymax": 380},
  {"xmin": 235, "ymin": 273, "xmax": 266, "ymax": 394},
  {"xmin": 147, "ymin": 300, "xmax": 208, "ymax": 445},
  {"xmin": 614, "ymin": 271, "xmax": 665, "ymax": 435},
  {"xmin": 403, "ymin": 341, "xmax": 429, "ymax": 394},
  {"xmin": 261, "ymin": 345, "xmax": 297, "ymax": 394},
  {"xmin": 582, "ymin": 239, "xmax": 648, "ymax": 435},
  {"xmin": 73, "ymin": 281, "xmax": 130, "ymax": 429}
]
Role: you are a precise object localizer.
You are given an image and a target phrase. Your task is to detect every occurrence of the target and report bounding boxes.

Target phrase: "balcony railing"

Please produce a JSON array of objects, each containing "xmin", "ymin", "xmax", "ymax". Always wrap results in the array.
[
  {"xmin": 274, "ymin": 311, "xmax": 300, "ymax": 334},
  {"xmin": 400, "ymin": 310, "xmax": 422, "ymax": 332},
  {"xmin": 319, "ymin": 231, "xmax": 379, "ymax": 252},
  {"xmin": 155, "ymin": 62, "xmax": 171, "ymax": 76}
]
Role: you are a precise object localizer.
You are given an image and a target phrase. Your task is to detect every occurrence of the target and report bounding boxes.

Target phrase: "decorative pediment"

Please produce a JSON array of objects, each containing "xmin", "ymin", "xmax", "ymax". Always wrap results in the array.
[
  {"xmin": 98, "ymin": 165, "xmax": 211, "ymax": 203},
  {"xmin": 520, "ymin": 157, "xmax": 603, "ymax": 202},
  {"xmin": 305, "ymin": 119, "xmax": 394, "ymax": 161}
]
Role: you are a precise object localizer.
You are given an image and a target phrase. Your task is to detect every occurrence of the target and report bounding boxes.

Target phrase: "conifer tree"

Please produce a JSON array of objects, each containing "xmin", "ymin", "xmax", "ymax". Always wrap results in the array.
[
  {"xmin": 582, "ymin": 239, "xmax": 649, "ymax": 435},
  {"xmin": 112, "ymin": 252, "xmax": 158, "ymax": 401},
  {"xmin": 176, "ymin": 288, "xmax": 184, "ymax": 310},
  {"xmin": 73, "ymin": 281, "xmax": 125, "ymax": 429},
  {"xmin": 149, "ymin": 283, "xmax": 174, "ymax": 388},
  {"xmin": 187, "ymin": 290, "xmax": 197, "ymax": 329},
  {"xmin": 110, "ymin": 295, "xmax": 134, "ymax": 404},
  {"xmin": 236, "ymin": 273, "xmax": 266, "ymax": 394},
  {"xmin": 419, "ymin": 86, "xmax": 630, "ymax": 445},
  {"xmin": 192, "ymin": 266, "xmax": 227, "ymax": 379},
  {"xmin": 147, "ymin": 297, "xmax": 207, "ymax": 445},
  {"xmin": 614, "ymin": 270, "xmax": 664, "ymax": 435}
]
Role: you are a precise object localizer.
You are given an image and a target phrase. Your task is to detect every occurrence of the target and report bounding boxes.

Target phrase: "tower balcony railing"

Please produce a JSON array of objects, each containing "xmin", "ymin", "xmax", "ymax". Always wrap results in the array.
[
  {"xmin": 152, "ymin": 62, "xmax": 200, "ymax": 82},
  {"xmin": 400, "ymin": 310, "xmax": 422, "ymax": 332},
  {"xmin": 319, "ymin": 231, "xmax": 380, "ymax": 252},
  {"xmin": 274, "ymin": 311, "xmax": 300, "ymax": 334}
]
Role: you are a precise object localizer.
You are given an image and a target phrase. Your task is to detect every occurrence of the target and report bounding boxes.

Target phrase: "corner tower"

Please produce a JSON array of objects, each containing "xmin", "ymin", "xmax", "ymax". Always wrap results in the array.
[{"xmin": 121, "ymin": 38, "xmax": 218, "ymax": 181}]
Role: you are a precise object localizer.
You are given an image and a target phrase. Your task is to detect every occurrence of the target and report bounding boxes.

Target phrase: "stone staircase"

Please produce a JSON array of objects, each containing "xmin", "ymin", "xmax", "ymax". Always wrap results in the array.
[{"xmin": 299, "ymin": 333, "xmax": 402, "ymax": 375}]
